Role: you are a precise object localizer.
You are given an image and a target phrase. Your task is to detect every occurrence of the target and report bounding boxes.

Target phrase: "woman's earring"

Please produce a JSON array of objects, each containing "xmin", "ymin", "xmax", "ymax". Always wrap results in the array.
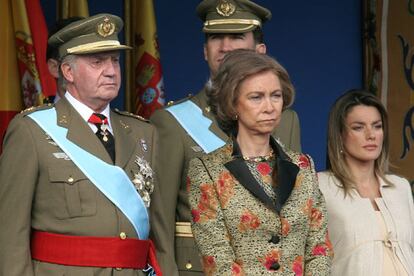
[{"xmin": 234, "ymin": 114, "xmax": 239, "ymax": 120}]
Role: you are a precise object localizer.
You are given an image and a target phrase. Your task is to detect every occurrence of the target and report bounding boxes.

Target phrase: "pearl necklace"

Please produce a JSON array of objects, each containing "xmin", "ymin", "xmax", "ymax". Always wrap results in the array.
[{"xmin": 242, "ymin": 149, "xmax": 274, "ymax": 162}]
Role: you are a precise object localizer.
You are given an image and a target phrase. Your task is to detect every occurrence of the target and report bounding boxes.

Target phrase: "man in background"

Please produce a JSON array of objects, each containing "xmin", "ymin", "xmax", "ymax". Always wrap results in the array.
[{"xmin": 44, "ymin": 16, "xmax": 83, "ymax": 103}]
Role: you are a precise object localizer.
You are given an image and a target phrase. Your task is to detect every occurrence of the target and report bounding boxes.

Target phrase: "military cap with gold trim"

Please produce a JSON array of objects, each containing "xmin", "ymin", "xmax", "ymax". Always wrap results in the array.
[
  {"xmin": 48, "ymin": 13, "xmax": 131, "ymax": 59},
  {"xmin": 196, "ymin": 0, "xmax": 271, "ymax": 33}
]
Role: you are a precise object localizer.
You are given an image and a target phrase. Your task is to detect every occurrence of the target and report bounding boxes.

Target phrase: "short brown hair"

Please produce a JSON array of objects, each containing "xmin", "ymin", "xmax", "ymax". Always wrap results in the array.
[
  {"xmin": 327, "ymin": 89, "xmax": 390, "ymax": 195},
  {"xmin": 208, "ymin": 49, "xmax": 295, "ymax": 133}
]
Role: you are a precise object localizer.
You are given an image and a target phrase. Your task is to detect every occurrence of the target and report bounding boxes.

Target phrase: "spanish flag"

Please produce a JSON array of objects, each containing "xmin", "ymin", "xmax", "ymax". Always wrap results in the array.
[
  {"xmin": 0, "ymin": 0, "xmax": 21, "ymax": 153},
  {"xmin": 130, "ymin": 0, "xmax": 165, "ymax": 119},
  {"xmin": 0, "ymin": 0, "xmax": 56, "ymax": 152},
  {"xmin": 13, "ymin": 0, "xmax": 57, "ymax": 107}
]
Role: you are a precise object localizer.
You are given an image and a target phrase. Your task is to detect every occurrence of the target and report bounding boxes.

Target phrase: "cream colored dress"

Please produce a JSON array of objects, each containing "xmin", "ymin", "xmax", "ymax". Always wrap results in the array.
[
  {"xmin": 318, "ymin": 172, "xmax": 414, "ymax": 276},
  {"xmin": 375, "ymin": 206, "xmax": 408, "ymax": 276}
]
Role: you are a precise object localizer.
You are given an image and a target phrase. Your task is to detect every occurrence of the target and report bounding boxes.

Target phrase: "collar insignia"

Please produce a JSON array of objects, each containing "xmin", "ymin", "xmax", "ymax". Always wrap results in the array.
[{"xmin": 140, "ymin": 138, "xmax": 148, "ymax": 152}]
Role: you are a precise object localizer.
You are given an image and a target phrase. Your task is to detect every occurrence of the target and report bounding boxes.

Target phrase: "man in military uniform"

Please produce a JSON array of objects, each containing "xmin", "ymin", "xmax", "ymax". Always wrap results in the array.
[
  {"xmin": 150, "ymin": 0, "xmax": 301, "ymax": 275},
  {"xmin": 0, "ymin": 14, "xmax": 162, "ymax": 275}
]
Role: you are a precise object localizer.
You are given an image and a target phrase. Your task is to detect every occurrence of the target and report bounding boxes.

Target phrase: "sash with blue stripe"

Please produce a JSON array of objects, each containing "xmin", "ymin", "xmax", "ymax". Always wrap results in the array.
[
  {"xmin": 28, "ymin": 108, "xmax": 149, "ymax": 239},
  {"xmin": 166, "ymin": 100, "xmax": 225, "ymax": 154}
]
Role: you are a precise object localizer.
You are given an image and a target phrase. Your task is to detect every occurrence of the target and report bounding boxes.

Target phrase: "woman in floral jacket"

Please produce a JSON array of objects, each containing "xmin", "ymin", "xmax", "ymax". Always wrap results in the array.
[{"xmin": 187, "ymin": 49, "xmax": 332, "ymax": 275}]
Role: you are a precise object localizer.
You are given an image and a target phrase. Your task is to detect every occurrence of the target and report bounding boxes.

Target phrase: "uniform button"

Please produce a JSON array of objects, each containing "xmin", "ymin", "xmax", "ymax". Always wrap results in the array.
[
  {"xmin": 268, "ymin": 235, "xmax": 280, "ymax": 244},
  {"xmin": 119, "ymin": 232, "xmax": 127, "ymax": 240},
  {"xmin": 185, "ymin": 262, "xmax": 192, "ymax": 270},
  {"xmin": 67, "ymin": 177, "xmax": 74, "ymax": 183},
  {"xmin": 269, "ymin": 262, "xmax": 280, "ymax": 271}
]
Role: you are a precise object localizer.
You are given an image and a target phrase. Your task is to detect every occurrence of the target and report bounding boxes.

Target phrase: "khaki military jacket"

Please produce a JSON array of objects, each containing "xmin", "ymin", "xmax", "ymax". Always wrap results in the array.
[
  {"xmin": 188, "ymin": 138, "xmax": 332, "ymax": 275},
  {"xmin": 150, "ymin": 87, "xmax": 301, "ymax": 275},
  {"xmin": 0, "ymin": 98, "xmax": 161, "ymax": 276}
]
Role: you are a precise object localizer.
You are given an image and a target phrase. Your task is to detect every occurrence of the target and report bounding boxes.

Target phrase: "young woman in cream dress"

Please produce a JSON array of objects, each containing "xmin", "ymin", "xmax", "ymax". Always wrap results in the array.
[{"xmin": 318, "ymin": 90, "xmax": 414, "ymax": 276}]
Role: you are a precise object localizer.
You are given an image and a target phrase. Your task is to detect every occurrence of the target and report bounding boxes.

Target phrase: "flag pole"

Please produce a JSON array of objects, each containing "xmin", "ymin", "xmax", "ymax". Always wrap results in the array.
[{"xmin": 124, "ymin": 0, "xmax": 132, "ymax": 112}]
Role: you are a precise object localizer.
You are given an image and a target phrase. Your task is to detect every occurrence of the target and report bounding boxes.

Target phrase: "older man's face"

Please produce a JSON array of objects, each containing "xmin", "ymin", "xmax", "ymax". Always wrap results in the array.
[{"xmin": 63, "ymin": 51, "xmax": 121, "ymax": 112}]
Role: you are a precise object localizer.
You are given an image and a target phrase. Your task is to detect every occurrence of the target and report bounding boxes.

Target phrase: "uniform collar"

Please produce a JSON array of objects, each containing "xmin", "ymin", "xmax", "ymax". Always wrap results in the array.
[{"xmin": 64, "ymin": 91, "xmax": 112, "ymax": 133}]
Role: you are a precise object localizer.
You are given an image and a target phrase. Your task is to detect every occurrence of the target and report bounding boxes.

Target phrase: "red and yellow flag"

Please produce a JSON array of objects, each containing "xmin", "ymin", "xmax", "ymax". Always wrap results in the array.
[
  {"xmin": 0, "ymin": 0, "xmax": 21, "ymax": 152},
  {"xmin": 0, "ymin": 0, "xmax": 56, "ymax": 152},
  {"xmin": 130, "ymin": 0, "xmax": 165, "ymax": 119},
  {"xmin": 12, "ymin": 0, "xmax": 57, "ymax": 107}
]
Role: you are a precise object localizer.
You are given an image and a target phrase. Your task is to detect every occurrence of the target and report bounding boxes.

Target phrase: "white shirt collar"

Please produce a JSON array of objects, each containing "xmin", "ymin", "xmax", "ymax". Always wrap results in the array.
[{"xmin": 64, "ymin": 91, "xmax": 113, "ymax": 133}]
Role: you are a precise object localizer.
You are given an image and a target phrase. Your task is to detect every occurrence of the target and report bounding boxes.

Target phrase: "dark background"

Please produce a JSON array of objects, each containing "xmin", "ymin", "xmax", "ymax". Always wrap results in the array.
[{"xmin": 40, "ymin": 0, "xmax": 363, "ymax": 171}]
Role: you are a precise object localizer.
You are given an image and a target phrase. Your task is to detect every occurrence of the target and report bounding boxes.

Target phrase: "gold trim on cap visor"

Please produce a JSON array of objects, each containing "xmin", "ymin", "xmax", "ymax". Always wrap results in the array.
[
  {"xmin": 67, "ymin": 40, "xmax": 121, "ymax": 54},
  {"xmin": 204, "ymin": 19, "xmax": 261, "ymax": 27}
]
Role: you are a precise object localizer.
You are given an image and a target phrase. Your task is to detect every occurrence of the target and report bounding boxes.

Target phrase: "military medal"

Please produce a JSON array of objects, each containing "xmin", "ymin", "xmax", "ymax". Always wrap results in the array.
[
  {"xmin": 140, "ymin": 138, "xmax": 148, "ymax": 152},
  {"xmin": 100, "ymin": 124, "xmax": 109, "ymax": 142},
  {"xmin": 133, "ymin": 156, "xmax": 154, "ymax": 207}
]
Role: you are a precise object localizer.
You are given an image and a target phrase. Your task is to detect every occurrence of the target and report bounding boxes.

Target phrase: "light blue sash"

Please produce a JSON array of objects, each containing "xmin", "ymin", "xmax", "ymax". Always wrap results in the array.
[
  {"xmin": 28, "ymin": 108, "xmax": 149, "ymax": 239},
  {"xmin": 166, "ymin": 100, "xmax": 225, "ymax": 153}
]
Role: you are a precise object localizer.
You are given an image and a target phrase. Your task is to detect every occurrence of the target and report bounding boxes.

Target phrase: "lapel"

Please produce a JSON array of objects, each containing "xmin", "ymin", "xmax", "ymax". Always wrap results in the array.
[
  {"xmin": 224, "ymin": 137, "xmax": 299, "ymax": 214},
  {"xmin": 224, "ymin": 139, "xmax": 277, "ymax": 211},
  {"xmin": 193, "ymin": 87, "xmax": 228, "ymax": 142},
  {"xmin": 271, "ymin": 138, "xmax": 300, "ymax": 213},
  {"xmin": 111, "ymin": 111, "xmax": 136, "ymax": 168},
  {"xmin": 55, "ymin": 98, "xmax": 113, "ymax": 164}
]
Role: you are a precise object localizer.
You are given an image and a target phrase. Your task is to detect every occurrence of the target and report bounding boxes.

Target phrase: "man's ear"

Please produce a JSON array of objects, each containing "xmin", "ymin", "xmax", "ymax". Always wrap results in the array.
[
  {"xmin": 47, "ymin": 59, "xmax": 59, "ymax": 78},
  {"xmin": 60, "ymin": 62, "xmax": 74, "ymax": 83},
  {"xmin": 255, "ymin": 43, "xmax": 266, "ymax": 54}
]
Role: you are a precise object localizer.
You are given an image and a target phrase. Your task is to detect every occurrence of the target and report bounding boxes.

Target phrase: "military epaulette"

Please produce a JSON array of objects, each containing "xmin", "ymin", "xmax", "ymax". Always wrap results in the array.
[
  {"xmin": 166, "ymin": 93, "xmax": 194, "ymax": 108},
  {"xmin": 20, "ymin": 103, "xmax": 54, "ymax": 115},
  {"xmin": 113, "ymin": 108, "xmax": 149, "ymax": 122}
]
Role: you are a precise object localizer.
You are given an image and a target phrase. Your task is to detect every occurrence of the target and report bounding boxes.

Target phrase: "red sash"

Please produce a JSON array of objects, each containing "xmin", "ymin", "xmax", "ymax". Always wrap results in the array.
[{"xmin": 31, "ymin": 230, "xmax": 162, "ymax": 275}]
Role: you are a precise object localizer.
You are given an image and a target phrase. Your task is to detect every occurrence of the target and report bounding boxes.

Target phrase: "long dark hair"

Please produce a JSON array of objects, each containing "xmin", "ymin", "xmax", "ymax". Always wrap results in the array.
[{"xmin": 327, "ymin": 89, "xmax": 390, "ymax": 195}]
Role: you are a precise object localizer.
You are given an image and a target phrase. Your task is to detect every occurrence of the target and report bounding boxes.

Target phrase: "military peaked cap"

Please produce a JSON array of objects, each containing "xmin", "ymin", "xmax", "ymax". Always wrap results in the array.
[
  {"xmin": 48, "ymin": 13, "xmax": 131, "ymax": 59},
  {"xmin": 197, "ymin": 0, "xmax": 272, "ymax": 33}
]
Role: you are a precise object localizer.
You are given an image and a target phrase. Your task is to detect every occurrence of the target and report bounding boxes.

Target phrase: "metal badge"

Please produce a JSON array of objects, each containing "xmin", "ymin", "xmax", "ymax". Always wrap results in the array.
[
  {"xmin": 140, "ymin": 138, "xmax": 148, "ymax": 152},
  {"xmin": 216, "ymin": 0, "xmax": 236, "ymax": 17},
  {"xmin": 132, "ymin": 156, "xmax": 154, "ymax": 207},
  {"xmin": 191, "ymin": 146, "xmax": 204, "ymax": 153},
  {"xmin": 45, "ymin": 134, "xmax": 58, "ymax": 147},
  {"xmin": 59, "ymin": 115, "xmax": 67, "ymax": 124},
  {"xmin": 119, "ymin": 120, "xmax": 129, "ymax": 129},
  {"xmin": 53, "ymin": 152, "xmax": 71, "ymax": 160},
  {"xmin": 97, "ymin": 17, "xmax": 115, "ymax": 37}
]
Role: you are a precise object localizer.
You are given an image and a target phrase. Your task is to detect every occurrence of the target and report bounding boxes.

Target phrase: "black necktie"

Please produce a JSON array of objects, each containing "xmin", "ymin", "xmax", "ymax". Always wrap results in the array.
[{"xmin": 88, "ymin": 113, "xmax": 115, "ymax": 163}]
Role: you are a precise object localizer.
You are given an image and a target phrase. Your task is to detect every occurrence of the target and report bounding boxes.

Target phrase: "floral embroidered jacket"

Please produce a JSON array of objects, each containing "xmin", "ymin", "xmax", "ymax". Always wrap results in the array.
[{"xmin": 188, "ymin": 138, "xmax": 332, "ymax": 275}]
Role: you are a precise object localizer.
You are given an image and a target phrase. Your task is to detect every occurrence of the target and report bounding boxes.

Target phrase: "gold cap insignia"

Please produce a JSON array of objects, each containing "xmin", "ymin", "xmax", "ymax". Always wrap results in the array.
[
  {"xmin": 216, "ymin": 0, "xmax": 236, "ymax": 17},
  {"xmin": 97, "ymin": 17, "xmax": 115, "ymax": 37}
]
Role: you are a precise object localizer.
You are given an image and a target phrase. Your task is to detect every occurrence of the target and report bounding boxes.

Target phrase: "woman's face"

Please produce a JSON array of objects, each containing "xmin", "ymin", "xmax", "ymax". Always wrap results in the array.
[
  {"xmin": 235, "ymin": 70, "xmax": 283, "ymax": 137},
  {"xmin": 342, "ymin": 105, "xmax": 384, "ymax": 165}
]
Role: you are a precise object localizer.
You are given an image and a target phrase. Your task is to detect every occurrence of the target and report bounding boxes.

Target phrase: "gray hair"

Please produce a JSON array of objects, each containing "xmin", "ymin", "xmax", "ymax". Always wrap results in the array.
[{"xmin": 59, "ymin": 54, "xmax": 78, "ymax": 87}]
